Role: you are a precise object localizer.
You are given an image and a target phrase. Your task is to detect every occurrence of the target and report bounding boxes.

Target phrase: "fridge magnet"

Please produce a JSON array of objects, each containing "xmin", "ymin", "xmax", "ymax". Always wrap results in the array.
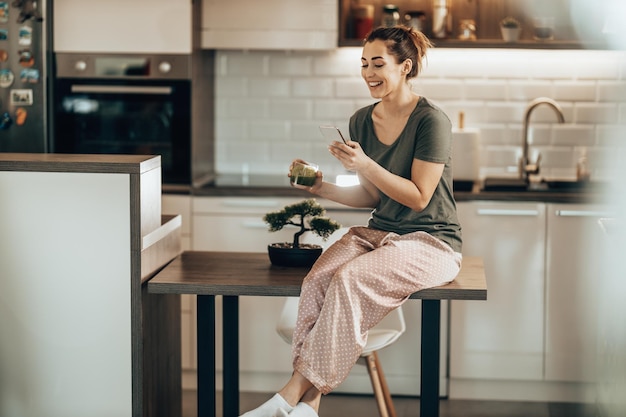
[
  {"xmin": 15, "ymin": 107, "xmax": 26, "ymax": 125},
  {"xmin": 18, "ymin": 25, "xmax": 31, "ymax": 45},
  {"xmin": 13, "ymin": 0, "xmax": 43, "ymax": 24},
  {"xmin": 0, "ymin": 49, "xmax": 8, "ymax": 62},
  {"xmin": 19, "ymin": 68, "xmax": 37, "ymax": 83},
  {"xmin": 18, "ymin": 48, "xmax": 33, "ymax": 67},
  {"xmin": 0, "ymin": 2, "xmax": 8, "ymax": 23},
  {"xmin": 0, "ymin": 68, "xmax": 14, "ymax": 87},
  {"xmin": 0, "ymin": 29, "xmax": 8, "ymax": 40},
  {"xmin": 0, "ymin": 111, "xmax": 11, "ymax": 129},
  {"xmin": 10, "ymin": 88, "xmax": 32, "ymax": 105}
]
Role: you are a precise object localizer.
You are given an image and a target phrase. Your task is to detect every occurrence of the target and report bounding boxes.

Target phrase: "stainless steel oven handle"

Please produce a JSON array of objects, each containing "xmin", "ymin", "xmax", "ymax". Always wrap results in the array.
[{"xmin": 70, "ymin": 85, "xmax": 173, "ymax": 95}]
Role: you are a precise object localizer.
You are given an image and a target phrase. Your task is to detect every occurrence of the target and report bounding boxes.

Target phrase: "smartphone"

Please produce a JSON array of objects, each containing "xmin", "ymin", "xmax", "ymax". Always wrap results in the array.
[{"xmin": 319, "ymin": 125, "xmax": 348, "ymax": 145}]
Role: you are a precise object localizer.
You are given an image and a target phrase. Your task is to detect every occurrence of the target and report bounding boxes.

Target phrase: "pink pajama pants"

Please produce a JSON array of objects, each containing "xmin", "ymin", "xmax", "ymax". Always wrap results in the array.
[{"xmin": 291, "ymin": 226, "xmax": 462, "ymax": 394}]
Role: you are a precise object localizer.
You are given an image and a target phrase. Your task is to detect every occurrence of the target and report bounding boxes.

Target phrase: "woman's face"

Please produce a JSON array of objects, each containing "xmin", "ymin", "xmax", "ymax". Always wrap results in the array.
[{"xmin": 361, "ymin": 39, "xmax": 408, "ymax": 100}]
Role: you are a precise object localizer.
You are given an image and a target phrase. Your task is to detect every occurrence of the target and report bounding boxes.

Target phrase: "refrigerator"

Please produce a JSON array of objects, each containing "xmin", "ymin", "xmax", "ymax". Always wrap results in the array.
[{"xmin": 0, "ymin": 0, "xmax": 49, "ymax": 153}]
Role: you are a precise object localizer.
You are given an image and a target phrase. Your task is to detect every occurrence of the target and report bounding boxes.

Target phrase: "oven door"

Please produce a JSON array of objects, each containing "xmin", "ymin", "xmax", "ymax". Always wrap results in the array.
[{"xmin": 53, "ymin": 78, "xmax": 191, "ymax": 185}]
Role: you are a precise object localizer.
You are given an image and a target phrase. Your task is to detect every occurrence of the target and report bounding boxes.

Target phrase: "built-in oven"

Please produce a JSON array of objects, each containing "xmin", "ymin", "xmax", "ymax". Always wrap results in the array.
[{"xmin": 52, "ymin": 53, "xmax": 198, "ymax": 186}]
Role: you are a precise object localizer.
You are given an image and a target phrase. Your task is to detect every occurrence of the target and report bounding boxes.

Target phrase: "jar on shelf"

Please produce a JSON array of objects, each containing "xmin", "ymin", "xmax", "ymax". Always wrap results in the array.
[
  {"xmin": 352, "ymin": 3, "xmax": 374, "ymax": 39},
  {"xmin": 404, "ymin": 11, "xmax": 426, "ymax": 32},
  {"xmin": 381, "ymin": 4, "xmax": 400, "ymax": 28}
]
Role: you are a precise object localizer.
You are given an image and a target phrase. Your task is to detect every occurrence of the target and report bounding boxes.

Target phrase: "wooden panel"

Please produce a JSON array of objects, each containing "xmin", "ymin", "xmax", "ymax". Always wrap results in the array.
[
  {"xmin": 141, "ymin": 288, "xmax": 182, "ymax": 417},
  {"xmin": 0, "ymin": 153, "xmax": 161, "ymax": 174},
  {"xmin": 141, "ymin": 215, "xmax": 183, "ymax": 283}
]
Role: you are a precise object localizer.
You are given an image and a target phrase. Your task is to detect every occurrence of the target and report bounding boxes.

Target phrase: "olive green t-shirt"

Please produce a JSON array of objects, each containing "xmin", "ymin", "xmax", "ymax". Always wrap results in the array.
[{"xmin": 348, "ymin": 97, "xmax": 462, "ymax": 253}]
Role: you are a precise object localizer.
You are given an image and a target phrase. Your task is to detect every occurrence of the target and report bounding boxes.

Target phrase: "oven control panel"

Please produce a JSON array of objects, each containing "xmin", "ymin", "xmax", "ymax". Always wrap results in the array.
[{"xmin": 56, "ymin": 53, "xmax": 191, "ymax": 80}]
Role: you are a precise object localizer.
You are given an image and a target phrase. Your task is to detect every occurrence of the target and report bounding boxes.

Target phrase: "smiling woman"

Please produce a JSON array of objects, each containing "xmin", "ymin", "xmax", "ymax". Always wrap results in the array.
[{"xmin": 241, "ymin": 25, "xmax": 462, "ymax": 417}]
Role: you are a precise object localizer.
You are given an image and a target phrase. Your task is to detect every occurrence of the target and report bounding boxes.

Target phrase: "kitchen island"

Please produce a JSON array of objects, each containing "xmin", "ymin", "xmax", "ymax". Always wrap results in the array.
[{"xmin": 0, "ymin": 153, "xmax": 182, "ymax": 417}]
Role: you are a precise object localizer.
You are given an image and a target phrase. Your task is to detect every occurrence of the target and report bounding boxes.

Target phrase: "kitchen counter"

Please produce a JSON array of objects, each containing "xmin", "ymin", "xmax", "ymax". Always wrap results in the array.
[
  {"xmin": 164, "ymin": 174, "xmax": 609, "ymax": 204},
  {"xmin": 0, "ymin": 153, "xmax": 181, "ymax": 417}
]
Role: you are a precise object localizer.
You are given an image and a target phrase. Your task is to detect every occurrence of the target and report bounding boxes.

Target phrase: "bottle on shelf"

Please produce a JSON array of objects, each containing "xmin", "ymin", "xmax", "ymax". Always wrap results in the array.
[
  {"xmin": 432, "ymin": 0, "xmax": 451, "ymax": 39},
  {"xmin": 381, "ymin": 4, "xmax": 400, "ymax": 28},
  {"xmin": 351, "ymin": 1, "xmax": 374, "ymax": 39}
]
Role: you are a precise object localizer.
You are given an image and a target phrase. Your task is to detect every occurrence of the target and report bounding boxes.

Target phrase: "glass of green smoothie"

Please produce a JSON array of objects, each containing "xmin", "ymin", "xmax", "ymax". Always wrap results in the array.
[{"xmin": 290, "ymin": 161, "xmax": 318, "ymax": 187}]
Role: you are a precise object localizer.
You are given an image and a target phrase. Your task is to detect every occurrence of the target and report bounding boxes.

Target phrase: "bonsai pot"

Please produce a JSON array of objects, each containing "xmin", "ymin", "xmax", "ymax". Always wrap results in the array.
[
  {"xmin": 267, "ymin": 243, "xmax": 323, "ymax": 268},
  {"xmin": 501, "ymin": 26, "xmax": 521, "ymax": 42}
]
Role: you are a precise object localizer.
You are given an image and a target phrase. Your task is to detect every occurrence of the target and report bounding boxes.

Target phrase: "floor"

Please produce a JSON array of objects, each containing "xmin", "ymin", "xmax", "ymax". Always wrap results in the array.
[{"xmin": 182, "ymin": 390, "xmax": 599, "ymax": 417}]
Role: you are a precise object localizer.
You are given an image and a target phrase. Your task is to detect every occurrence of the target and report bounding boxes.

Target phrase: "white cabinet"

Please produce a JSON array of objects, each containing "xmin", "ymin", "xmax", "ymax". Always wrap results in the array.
[
  {"xmin": 201, "ymin": 0, "xmax": 337, "ymax": 50},
  {"xmin": 54, "ymin": 0, "xmax": 192, "ymax": 53},
  {"xmin": 545, "ymin": 203, "xmax": 611, "ymax": 382},
  {"xmin": 452, "ymin": 201, "xmax": 547, "ymax": 380}
]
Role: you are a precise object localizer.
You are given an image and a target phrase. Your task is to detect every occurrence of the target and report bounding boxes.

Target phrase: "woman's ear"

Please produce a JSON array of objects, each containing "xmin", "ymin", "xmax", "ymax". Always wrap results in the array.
[{"xmin": 402, "ymin": 59, "xmax": 413, "ymax": 75}]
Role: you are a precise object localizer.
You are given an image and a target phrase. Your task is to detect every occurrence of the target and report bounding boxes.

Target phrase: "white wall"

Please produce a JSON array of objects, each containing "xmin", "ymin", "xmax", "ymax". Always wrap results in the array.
[{"xmin": 213, "ymin": 48, "xmax": 626, "ymax": 181}]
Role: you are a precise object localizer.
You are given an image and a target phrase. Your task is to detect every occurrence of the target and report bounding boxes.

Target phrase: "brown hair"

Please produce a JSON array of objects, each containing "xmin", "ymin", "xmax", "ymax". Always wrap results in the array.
[{"xmin": 364, "ymin": 25, "xmax": 432, "ymax": 79}]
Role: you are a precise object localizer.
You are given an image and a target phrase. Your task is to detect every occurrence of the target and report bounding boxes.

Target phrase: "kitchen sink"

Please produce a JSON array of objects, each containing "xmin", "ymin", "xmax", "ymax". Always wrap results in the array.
[
  {"xmin": 482, "ymin": 177, "xmax": 609, "ymax": 192},
  {"xmin": 482, "ymin": 177, "xmax": 528, "ymax": 192}
]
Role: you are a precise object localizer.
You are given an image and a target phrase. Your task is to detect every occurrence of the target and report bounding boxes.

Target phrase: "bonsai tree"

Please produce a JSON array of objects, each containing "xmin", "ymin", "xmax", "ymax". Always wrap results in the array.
[
  {"xmin": 263, "ymin": 198, "xmax": 341, "ymax": 249},
  {"xmin": 500, "ymin": 16, "xmax": 520, "ymax": 29},
  {"xmin": 500, "ymin": 16, "xmax": 522, "ymax": 42}
]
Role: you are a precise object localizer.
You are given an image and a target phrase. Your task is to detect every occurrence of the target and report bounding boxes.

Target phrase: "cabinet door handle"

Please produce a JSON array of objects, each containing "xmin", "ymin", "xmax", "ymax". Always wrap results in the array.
[
  {"xmin": 476, "ymin": 208, "xmax": 539, "ymax": 216},
  {"xmin": 70, "ymin": 85, "xmax": 173, "ymax": 95},
  {"xmin": 554, "ymin": 210, "xmax": 612, "ymax": 217},
  {"xmin": 221, "ymin": 200, "xmax": 280, "ymax": 208},
  {"xmin": 242, "ymin": 220, "xmax": 269, "ymax": 229}
]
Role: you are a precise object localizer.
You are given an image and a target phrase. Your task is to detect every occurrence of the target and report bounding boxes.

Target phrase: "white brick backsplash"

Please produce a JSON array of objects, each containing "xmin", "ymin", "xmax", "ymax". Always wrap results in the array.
[
  {"xmin": 508, "ymin": 80, "xmax": 554, "ymax": 101},
  {"xmin": 215, "ymin": 119, "xmax": 248, "ymax": 140},
  {"xmin": 213, "ymin": 49, "xmax": 626, "ymax": 177},
  {"xmin": 248, "ymin": 77, "xmax": 291, "ymax": 98},
  {"xmin": 597, "ymin": 81, "xmax": 626, "ymax": 102},
  {"xmin": 418, "ymin": 79, "xmax": 465, "ymax": 100},
  {"xmin": 313, "ymin": 99, "xmax": 358, "ymax": 120},
  {"xmin": 552, "ymin": 125, "xmax": 596, "ymax": 147},
  {"xmin": 539, "ymin": 148, "xmax": 576, "ymax": 169},
  {"xmin": 598, "ymin": 125, "xmax": 626, "ymax": 146},
  {"xmin": 216, "ymin": 77, "xmax": 248, "ymax": 97},
  {"xmin": 575, "ymin": 103, "xmax": 619, "ymax": 124},
  {"xmin": 268, "ymin": 54, "xmax": 313, "ymax": 77},
  {"xmin": 292, "ymin": 78, "xmax": 334, "ymax": 97},
  {"xmin": 439, "ymin": 102, "xmax": 485, "ymax": 126},
  {"xmin": 465, "ymin": 80, "xmax": 508, "ymax": 101},
  {"xmin": 336, "ymin": 78, "xmax": 370, "ymax": 98},
  {"xmin": 486, "ymin": 102, "xmax": 524, "ymax": 123},
  {"xmin": 219, "ymin": 52, "xmax": 269, "ymax": 76},
  {"xmin": 225, "ymin": 98, "xmax": 269, "ymax": 119},
  {"xmin": 553, "ymin": 81, "xmax": 597, "ymax": 101},
  {"xmin": 269, "ymin": 100, "xmax": 312, "ymax": 120},
  {"xmin": 528, "ymin": 126, "xmax": 552, "ymax": 146},
  {"xmin": 248, "ymin": 120, "xmax": 289, "ymax": 141},
  {"xmin": 484, "ymin": 147, "xmax": 520, "ymax": 168}
]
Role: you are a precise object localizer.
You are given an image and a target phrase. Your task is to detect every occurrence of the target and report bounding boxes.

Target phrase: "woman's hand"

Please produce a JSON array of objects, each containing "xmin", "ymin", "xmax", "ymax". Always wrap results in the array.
[
  {"xmin": 328, "ymin": 140, "xmax": 372, "ymax": 173},
  {"xmin": 288, "ymin": 159, "xmax": 323, "ymax": 192}
]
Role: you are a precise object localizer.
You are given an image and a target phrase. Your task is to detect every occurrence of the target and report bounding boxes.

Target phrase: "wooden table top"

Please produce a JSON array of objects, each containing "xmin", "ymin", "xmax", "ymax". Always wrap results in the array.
[{"xmin": 147, "ymin": 251, "xmax": 486, "ymax": 301}]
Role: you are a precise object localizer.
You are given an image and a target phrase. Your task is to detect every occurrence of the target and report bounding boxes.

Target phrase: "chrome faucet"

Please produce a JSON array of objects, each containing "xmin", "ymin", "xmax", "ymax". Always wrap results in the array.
[{"xmin": 520, "ymin": 97, "xmax": 565, "ymax": 182}]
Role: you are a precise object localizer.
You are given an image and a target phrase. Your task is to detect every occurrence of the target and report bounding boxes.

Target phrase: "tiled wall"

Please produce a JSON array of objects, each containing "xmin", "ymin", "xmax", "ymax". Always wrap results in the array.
[{"xmin": 214, "ymin": 47, "xmax": 626, "ymax": 181}]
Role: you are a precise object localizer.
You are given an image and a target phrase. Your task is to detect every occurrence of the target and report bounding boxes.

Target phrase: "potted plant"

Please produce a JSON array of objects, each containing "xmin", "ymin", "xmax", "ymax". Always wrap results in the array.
[
  {"xmin": 263, "ymin": 198, "xmax": 341, "ymax": 267},
  {"xmin": 500, "ymin": 16, "xmax": 522, "ymax": 43}
]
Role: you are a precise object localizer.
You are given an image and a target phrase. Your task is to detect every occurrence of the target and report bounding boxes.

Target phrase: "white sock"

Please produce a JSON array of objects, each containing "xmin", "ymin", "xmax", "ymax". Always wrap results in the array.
[
  {"xmin": 274, "ymin": 408, "xmax": 290, "ymax": 417},
  {"xmin": 289, "ymin": 403, "xmax": 318, "ymax": 417},
  {"xmin": 239, "ymin": 393, "xmax": 294, "ymax": 417}
]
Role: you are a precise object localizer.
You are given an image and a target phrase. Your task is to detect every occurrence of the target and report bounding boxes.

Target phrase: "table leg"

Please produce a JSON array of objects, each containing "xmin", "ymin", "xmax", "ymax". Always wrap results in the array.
[
  {"xmin": 223, "ymin": 296, "xmax": 240, "ymax": 417},
  {"xmin": 197, "ymin": 295, "xmax": 216, "ymax": 417},
  {"xmin": 420, "ymin": 299, "xmax": 441, "ymax": 417}
]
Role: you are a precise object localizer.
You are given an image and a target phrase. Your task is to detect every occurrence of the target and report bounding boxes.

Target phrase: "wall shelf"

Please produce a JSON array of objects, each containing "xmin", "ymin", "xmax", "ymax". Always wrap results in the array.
[{"xmin": 339, "ymin": 0, "xmax": 611, "ymax": 50}]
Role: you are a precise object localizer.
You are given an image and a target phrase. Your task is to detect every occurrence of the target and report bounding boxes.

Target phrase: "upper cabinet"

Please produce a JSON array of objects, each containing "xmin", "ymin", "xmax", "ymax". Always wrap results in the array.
[
  {"xmin": 340, "ymin": 0, "xmax": 610, "ymax": 49},
  {"xmin": 201, "ymin": 0, "xmax": 337, "ymax": 50},
  {"xmin": 53, "ymin": 0, "xmax": 192, "ymax": 54}
]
